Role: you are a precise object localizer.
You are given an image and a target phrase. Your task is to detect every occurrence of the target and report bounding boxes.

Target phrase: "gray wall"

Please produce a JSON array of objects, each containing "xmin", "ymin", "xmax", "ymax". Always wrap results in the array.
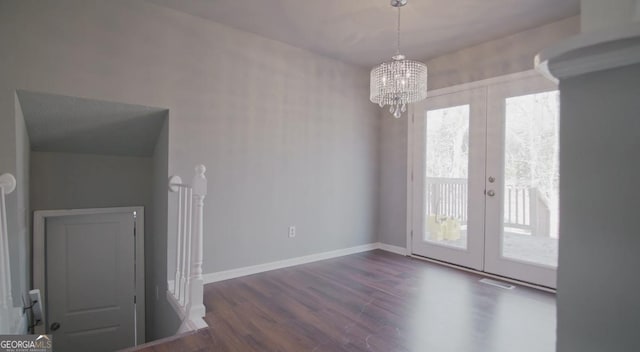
[
  {"xmin": 580, "ymin": 0, "xmax": 640, "ymax": 32},
  {"xmin": 377, "ymin": 16, "xmax": 580, "ymax": 248},
  {"xmin": 0, "ymin": 0, "xmax": 378, "ymax": 339},
  {"xmin": 377, "ymin": 115, "xmax": 408, "ymax": 248},
  {"xmin": 30, "ymin": 152, "xmax": 152, "ymax": 211},
  {"xmin": 556, "ymin": 64, "xmax": 640, "ymax": 351},
  {"xmin": 426, "ymin": 16, "xmax": 579, "ymax": 90}
]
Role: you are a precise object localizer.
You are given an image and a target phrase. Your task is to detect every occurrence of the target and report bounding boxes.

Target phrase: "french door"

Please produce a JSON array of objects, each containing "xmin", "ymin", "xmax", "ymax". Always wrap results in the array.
[
  {"xmin": 411, "ymin": 73, "xmax": 559, "ymax": 288},
  {"xmin": 411, "ymin": 87, "xmax": 487, "ymax": 271}
]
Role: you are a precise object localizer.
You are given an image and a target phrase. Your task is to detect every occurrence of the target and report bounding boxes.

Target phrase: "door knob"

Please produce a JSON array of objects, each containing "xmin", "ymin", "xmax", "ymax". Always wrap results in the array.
[
  {"xmin": 487, "ymin": 190, "xmax": 496, "ymax": 197},
  {"xmin": 50, "ymin": 322, "xmax": 60, "ymax": 331}
]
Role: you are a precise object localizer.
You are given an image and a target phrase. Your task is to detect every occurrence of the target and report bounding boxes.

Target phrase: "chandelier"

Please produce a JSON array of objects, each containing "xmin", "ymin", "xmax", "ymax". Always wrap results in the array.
[{"xmin": 370, "ymin": 0, "xmax": 428, "ymax": 118}]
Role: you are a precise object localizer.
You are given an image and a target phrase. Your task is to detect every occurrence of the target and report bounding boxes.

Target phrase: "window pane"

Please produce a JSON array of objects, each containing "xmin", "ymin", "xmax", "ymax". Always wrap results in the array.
[
  {"xmin": 502, "ymin": 91, "xmax": 559, "ymax": 267},
  {"xmin": 424, "ymin": 105, "xmax": 470, "ymax": 249}
]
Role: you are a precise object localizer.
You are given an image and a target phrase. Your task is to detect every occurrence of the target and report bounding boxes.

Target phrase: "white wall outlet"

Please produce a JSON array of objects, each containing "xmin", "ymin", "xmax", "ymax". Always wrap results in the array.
[{"xmin": 288, "ymin": 226, "xmax": 296, "ymax": 238}]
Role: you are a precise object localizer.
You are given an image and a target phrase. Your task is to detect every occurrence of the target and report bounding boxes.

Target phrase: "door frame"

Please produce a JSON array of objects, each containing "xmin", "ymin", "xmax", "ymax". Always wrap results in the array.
[{"xmin": 33, "ymin": 206, "xmax": 145, "ymax": 343}]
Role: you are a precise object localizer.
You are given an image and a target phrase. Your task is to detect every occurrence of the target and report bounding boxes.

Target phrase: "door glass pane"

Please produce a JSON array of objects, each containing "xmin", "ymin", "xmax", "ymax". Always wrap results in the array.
[
  {"xmin": 502, "ymin": 91, "xmax": 559, "ymax": 267},
  {"xmin": 424, "ymin": 105, "xmax": 469, "ymax": 249}
]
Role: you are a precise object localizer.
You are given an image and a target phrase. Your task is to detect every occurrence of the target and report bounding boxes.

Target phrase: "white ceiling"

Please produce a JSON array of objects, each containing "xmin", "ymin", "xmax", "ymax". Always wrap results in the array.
[
  {"xmin": 148, "ymin": 0, "xmax": 580, "ymax": 67},
  {"xmin": 18, "ymin": 91, "xmax": 167, "ymax": 157}
]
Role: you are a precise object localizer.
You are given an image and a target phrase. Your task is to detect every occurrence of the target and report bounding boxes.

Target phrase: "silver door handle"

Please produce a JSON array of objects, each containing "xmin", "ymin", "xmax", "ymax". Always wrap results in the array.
[{"xmin": 487, "ymin": 190, "xmax": 496, "ymax": 197}]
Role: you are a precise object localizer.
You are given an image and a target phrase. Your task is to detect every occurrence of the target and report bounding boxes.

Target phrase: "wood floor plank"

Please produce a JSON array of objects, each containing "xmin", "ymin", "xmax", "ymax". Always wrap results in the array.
[{"xmin": 131, "ymin": 250, "xmax": 556, "ymax": 352}]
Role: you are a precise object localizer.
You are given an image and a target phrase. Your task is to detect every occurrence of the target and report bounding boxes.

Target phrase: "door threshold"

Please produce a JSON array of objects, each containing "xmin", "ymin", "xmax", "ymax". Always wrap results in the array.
[{"xmin": 409, "ymin": 254, "xmax": 556, "ymax": 294}]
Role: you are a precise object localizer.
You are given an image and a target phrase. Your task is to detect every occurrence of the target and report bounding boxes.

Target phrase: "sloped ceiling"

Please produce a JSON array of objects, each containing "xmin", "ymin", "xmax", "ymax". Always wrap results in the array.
[
  {"xmin": 18, "ymin": 91, "xmax": 167, "ymax": 157},
  {"xmin": 147, "ymin": 0, "xmax": 580, "ymax": 67}
]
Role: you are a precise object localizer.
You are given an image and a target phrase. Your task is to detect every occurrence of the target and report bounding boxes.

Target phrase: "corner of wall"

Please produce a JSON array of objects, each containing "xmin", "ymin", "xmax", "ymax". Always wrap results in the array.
[
  {"xmin": 148, "ymin": 114, "xmax": 175, "ymax": 341},
  {"xmin": 377, "ymin": 109, "xmax": 409, "ymax": 248},
  {"xmin": 11, "ymin": 91, "xmax": 30, "ymax": 306}
]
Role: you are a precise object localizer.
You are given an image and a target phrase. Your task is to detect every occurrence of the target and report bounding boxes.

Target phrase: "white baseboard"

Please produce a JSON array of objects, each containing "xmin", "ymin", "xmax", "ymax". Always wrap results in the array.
[
  {"xmin": 202, "ymin": 242, "xmax": 408, "ymax": 284},
  {"xmin": 203, "ymin": 243, "xmax": 380, "ymax": 284},
  {"xmin": 377, "ymin": 242, "xmax": 408, "ymax": 256}
]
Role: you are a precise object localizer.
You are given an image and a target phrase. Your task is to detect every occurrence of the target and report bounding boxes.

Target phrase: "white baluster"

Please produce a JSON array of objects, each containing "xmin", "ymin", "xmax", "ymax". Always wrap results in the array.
[
  {"xmin": 179, "ymin": 188, "xmax": 189, "ymax": 306},
  {"xmin": 181, "ymin": 188, "xmax": 193, "ymax": 307},
  {"xmin": 174, "ymin": 187, "xmax": 183, "ymax": 297},
  {"xmin": 169, "ymin": 167, "xmax": 208, "ymax": 332},
  {"xmin": 186, "ymin": 165, "xmax": 206, "ymax": 323}
]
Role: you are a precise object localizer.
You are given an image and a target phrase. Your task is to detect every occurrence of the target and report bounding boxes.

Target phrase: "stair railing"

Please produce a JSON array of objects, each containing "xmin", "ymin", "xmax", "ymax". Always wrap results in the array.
[{"xmin": 167, "ymin": 165, "xmax": 207, "ymax": 332}]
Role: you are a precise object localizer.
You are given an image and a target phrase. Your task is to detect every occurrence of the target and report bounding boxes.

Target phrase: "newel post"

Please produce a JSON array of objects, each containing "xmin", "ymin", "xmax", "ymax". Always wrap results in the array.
[
  {"xmin": 187, "ymin": 165, "xmax": 206, "ymax": 321},
  {"xmin": 0, "ymin": 173, "xmax": 17, "ymax": 332}
]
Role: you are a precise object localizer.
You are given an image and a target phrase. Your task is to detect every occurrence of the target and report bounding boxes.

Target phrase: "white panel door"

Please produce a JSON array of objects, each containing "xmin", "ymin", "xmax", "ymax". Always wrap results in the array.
[
  {"xmin": 411, "ymin": 87, "xmax": 487, "ymax": 270},
  {"xmin": 484, "ymin": 75, "xmax": 559, "ymax": 288},
  {"xmin": 46, "ymin": 211, "xmax": 136, "ymax": 352}
]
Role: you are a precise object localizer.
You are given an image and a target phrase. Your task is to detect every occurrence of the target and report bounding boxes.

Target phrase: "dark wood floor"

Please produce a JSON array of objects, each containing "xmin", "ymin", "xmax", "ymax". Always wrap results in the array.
[{"xmin": 133, "ymin": 250, "xmax": 556, "ymax": 352}]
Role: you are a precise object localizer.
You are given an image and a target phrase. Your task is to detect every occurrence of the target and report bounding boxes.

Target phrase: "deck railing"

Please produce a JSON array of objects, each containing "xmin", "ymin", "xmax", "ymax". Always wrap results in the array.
[
  {"xmin": 167, "ymin": 165, "xmax": 207, "ymax": 333},
  {"xmin": 425, "ymin": 177, "xmax": 468, "ymax": 224},
  {"xmin": 504, "ymin": 185, "xmax": 550, "ymax": 237},
  {"xmin": 425, "ymin": 177, "xmax": 550, "ymax": 236}
]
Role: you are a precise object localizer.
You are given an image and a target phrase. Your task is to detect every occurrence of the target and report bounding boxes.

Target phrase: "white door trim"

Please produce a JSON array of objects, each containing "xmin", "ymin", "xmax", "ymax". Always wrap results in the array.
[{"xmin": 33, "ymin": 207, "xmax": 145, "ymax": 344}]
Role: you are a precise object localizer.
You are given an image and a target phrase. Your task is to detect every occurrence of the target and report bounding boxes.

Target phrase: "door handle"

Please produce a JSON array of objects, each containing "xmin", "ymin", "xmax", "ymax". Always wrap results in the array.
[
  {"xmin": 50, "ymin": 322, "xmax": 60, "ymax": 331},
  {"xmin": 487, "ymin": 190, "xmax": 496, "ymax": 197}
]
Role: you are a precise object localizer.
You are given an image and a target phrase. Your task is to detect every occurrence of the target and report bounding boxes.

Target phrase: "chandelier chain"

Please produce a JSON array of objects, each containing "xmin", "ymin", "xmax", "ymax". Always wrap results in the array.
[{"xmin": 396, "ymin": 5, "xmax": 401, "ymax": 55}]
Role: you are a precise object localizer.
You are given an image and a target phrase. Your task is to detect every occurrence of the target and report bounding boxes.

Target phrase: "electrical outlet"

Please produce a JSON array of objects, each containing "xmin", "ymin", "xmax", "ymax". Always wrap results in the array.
[{"xmin": 288, "ymin": 226, "xmax": 296, "ymax": 238}]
